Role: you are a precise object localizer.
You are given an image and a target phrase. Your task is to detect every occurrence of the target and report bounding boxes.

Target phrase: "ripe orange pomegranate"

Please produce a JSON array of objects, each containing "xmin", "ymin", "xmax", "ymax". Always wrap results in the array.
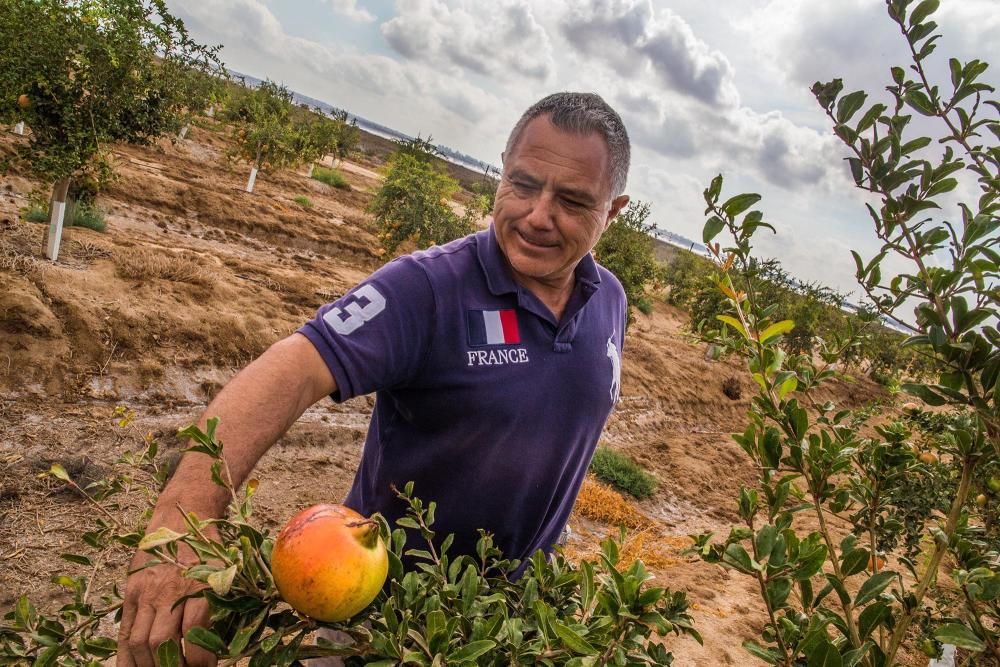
[
  {"xmin": 918, "ymin": 452, "xmax": 939, "ymax": 465},
  {"xmin": 270, "ymin": 504, "xmax": 388, "ymax": 622},
  {"xmin": 901, "ymin": 402, "xmax": 921, "ymax": 414},
  {"xmin": 17, "ymin": 94, "xmax": 29, "ymax": 109}
]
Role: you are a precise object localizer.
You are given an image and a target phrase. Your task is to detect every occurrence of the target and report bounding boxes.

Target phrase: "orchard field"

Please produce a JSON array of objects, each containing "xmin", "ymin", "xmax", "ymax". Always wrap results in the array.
[
  {"xmin": 1, "ymin": 0, "xmax": 998, "ymax": 665},
  {"xmin": 0, "ymin": 115, "xmax": 908, "ymax": 664}
]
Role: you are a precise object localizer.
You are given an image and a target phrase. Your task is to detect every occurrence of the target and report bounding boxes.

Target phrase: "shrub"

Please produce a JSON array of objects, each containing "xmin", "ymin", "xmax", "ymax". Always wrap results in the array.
[
  {"xmin": 369, "ymin": 139, "xmax": 474, "ymax": 253},
  {"xmin": 589, "ymin": 446, "xmax": 658, "ymax": 500},
  {"xmin": 293, "ymin": 195, "xmax": 313, "ymax": 208},
  {"xmin": 0, "ymin": 416, "xmax": 701, "ymax": 665},
  {"xmin": 311, "ymin": 165, "xmax": 349, "ymax": 190},
  {"xmin": 593, "ymin": 200, "xmax": 659, "ymax": 327}
]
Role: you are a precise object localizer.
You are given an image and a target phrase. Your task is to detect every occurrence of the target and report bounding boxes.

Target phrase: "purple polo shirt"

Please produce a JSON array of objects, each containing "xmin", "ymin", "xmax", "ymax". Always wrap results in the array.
[{"xmin": 298, "ymin": 225, "xmax": 626, "ymax": 565}]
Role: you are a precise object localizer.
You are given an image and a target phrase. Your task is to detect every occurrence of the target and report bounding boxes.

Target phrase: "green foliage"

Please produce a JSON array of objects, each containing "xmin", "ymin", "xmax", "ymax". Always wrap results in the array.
[
  {"xmin": 224, "ymin": 80, "xmax": 301, "ymax": 174},
  {"xmin": 690, "ymin": 2, "xmax": 999, "ymax": 662},
  {"xmin": 0, "ymin": 0, "xmax": 221, "ymax": 189},
  {"xmin": 292, "ymin": 195, "xmax": 313, "ymax": 208},
  {"xmin": 22, "ymin": 201, "xmax": 107, "ymax": 231},
  {"xmin": 593, "ymin": 201, "xmax": 660, "ymax": 327},
  {"xmin": 589, "ymin": 446, "xmax": 658, "ymax": 500},
  {"xmin": 0, "ymin": 414, "xmax": 700, "ymax": 665},
  {"xmin": 370, "ymin": 138, "xmax": 474, "ymax": 254},
  {"xmin": 311, "ymin": 165, "xmax": 350, "ymax": 190}
]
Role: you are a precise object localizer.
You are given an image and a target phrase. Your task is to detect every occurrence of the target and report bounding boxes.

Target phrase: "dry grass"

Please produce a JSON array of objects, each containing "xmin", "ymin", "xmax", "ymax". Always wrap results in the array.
[
  {"xmin": 574, "ymin": 475, "xmax": 652, "ymax": 530},
  {"xmin": 114, "ymin": 248, "xmax": 211, "ymax": 285},
  {"xmin": 0, "ymin": 220, "xmax": 42, "ymax": 274},
  {"xmin": 568, "ymin": 477, "xmax": 691, "ymax": 571}
]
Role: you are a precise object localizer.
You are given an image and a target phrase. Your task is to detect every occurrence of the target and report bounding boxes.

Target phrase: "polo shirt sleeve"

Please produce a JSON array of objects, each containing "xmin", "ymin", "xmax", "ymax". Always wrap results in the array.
[{"xmin": 297, "ymin": 255, "xmax": 434, "ymax": 402}]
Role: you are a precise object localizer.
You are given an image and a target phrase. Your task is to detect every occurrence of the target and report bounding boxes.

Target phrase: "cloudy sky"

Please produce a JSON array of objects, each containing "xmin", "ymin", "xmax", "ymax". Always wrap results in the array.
[{"xmin": 167, "ymin": 0, "xmax": 999, "ymax": 296}]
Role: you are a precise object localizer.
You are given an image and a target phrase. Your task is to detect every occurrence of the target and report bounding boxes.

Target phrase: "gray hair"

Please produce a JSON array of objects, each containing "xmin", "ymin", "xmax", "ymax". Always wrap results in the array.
[{"xmin": 504, "ymin": 92, "xmax": 630, "ymax": 197}]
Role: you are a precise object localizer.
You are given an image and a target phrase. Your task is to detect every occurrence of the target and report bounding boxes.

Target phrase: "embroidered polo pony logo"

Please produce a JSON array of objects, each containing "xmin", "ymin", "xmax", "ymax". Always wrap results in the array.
[{"xmin": 606, "ymin": 332, "xmax": 621, "ymax": 404}]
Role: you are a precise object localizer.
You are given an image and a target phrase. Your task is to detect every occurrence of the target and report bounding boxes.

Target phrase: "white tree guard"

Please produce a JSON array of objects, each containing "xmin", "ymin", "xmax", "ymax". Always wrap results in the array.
[
  {"xmin": 205, "ymin": 106, "xmax": 215, "ymax": 118},
  {"xmin": 246, "ymin": 166, "xmax": 258, "ymax": 193},
  {"xmin": 178, "ymin": 125, "xmax": 189, "ymax": 140},
  {"xmin": 929, "ymin": 644, "xmax": 956, "ymax": 667},
  {"xmin": 45, "ymin": 200, "xmax": 66, "ymax": 261},
  {"xmin": 13, "ymin": 121, "xmax": 24, "ymax": 135},
  {"xmin": 307, "ymin": 163, "xmax": 314, "ymax": 177}
]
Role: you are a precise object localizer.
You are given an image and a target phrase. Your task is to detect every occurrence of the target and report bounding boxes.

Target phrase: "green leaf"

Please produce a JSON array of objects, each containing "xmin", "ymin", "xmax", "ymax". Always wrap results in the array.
[
  {"xmin": 156, "ymin": 640, "xmax": 181, "ymax": 667},
  {"xmin": 841, "ymin": 548, "xmax": 870, "ymax": 577},
  {"xmin": 909, "ymin": 0, "xmax": 939, "ymax": 25},
  {"xmin": 854, "ymin": 571, "xmax": 896, "ymax": 606},
  {"xmin": 552, "ymin": 621, "xmax": 598, "ymax": 656},
  {"xmin": 760, "ymin": 320, "xmax": 794, "ymax": 344},
  {"xmin": 807, "ymin": 640, "xmax": 843, "ymax": 667},
  {"xmin": 935, "ymin": 623, "xmax": 985, "ymax": 651},
  {"xmin": 904, "ymin": 90, "xmax": 936, "ymax": 116},
  {"xmin": 138, "ymin": 527, "xmax": 186, "ymax": 551},
  {"xmin": 207, "ymin": 564, "xmax": 238, "ymax": 596},
  {"xmin": 716, "ymin": 314, "xmax": 749, "ymax": 339},
  {"xmin": 723, "ymin": 543, "xmax": 755, "ymax": 574},
  {"xmin": 703, "ymin": 215, "xmax": 725, "ymax": 244},
  {"xmin": 743, "ymin": 640, "xmax": 781, "ymax": 663},
  {"xmin": 185, "ymin": 627, "xmax": 227, "ymax": 655},
  {"xmin": 901, "ymin": 383, "xmax": 947, "ymax": 406},
  {"xmin": 14, "ymin": 595, "xmax": 37, "ymax": 629},
  {"xmin": 722, "ymin": 193, "xmax": 761, "ymax": 218},
  {"xmin": 836, "ymin": 91, "xmax": 867, "ymax": 124},
  {"xmin": 60, "ymin": 553, "xmax": 93, "ymax": 566},
  {"xmin": 449, "ymin": 640, "xmax": 498, "ymax": 662}
]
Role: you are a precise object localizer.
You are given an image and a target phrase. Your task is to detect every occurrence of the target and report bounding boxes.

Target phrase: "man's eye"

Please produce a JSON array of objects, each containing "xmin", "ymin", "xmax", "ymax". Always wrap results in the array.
[{"xmin": 562, "ymin": 198, "xmax": 586, "ymax": 209}]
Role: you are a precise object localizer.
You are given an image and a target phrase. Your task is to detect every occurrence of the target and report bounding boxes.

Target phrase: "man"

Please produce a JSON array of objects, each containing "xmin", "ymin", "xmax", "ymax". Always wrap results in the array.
[{"xmin": 117, "ymin": 92, "xmax": 631, "ymax": 667}]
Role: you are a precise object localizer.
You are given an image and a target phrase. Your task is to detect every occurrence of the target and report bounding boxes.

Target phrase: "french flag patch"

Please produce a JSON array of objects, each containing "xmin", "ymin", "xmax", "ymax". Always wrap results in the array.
[{"xmin": 468, "ymin": 309, "xmax": 520, "ymax": 346}]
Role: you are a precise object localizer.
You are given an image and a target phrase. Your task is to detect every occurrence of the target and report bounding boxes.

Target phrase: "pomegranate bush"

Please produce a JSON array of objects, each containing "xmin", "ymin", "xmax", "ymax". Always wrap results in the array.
[{"xmin": 0, "ymin": 414, "xmax": 699, "ymax": 666}]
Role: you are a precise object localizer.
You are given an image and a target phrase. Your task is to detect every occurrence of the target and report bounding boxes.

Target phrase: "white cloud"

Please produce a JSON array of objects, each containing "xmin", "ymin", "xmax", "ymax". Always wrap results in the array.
[
  {"xmin": 325, "ymin": 0, "xmax": 375, "ymax": 23},
  {"xmin": 559, "ymin": 0, "xmax": 739, "ymax": 108},
  {"xmin": 380, "ymin": 0, "xmax": 554, "ymax": 81}
]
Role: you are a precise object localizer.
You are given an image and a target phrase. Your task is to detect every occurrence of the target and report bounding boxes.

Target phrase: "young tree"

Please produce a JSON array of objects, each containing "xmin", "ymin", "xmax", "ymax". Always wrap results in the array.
[
  {"xmin": 0, "ymin": 0, "xmax": 221, "ymax": 260},
  {"xmin": 225, "ymin": 80, "xmax": 302, "ymax": 193},
  {"xmin": 593, "ymin": 200, "xmax": 660, "ymax": 326},
  {"xmin": 691, "ymin": 1, "xmax": 999, "ymax": 663},
  {"xmin": 369, "ymin": 137, "xmax": 475, "ymax": 254}
]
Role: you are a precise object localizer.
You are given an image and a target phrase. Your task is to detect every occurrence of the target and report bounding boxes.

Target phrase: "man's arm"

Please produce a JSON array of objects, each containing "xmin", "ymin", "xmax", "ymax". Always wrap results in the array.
[{"xmin": 117, "ymin": 333, "xmax": 336, "ymax": 667}]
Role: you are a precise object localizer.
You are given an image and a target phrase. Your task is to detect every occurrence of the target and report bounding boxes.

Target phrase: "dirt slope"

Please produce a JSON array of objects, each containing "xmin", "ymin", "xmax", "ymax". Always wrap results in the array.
[{"xmin": 0, "ymin": 120, "xmax": 897, "ymax": 664}]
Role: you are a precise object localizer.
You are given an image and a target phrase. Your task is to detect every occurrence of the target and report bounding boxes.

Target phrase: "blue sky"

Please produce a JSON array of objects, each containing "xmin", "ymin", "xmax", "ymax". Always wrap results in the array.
[{"xmin": 167, "ymin": 0, "xmax": 998, "ymax": 297}]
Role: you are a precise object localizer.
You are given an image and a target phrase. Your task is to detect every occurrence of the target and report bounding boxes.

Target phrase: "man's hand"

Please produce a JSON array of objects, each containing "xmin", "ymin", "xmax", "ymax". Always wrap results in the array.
[
  {"xmin": 116, "ymin": 334, "xmax": 337, "ymax": 666},
  {"xmin": 117, "ymin": 542, "xmax": 215, "ymax": 667}
]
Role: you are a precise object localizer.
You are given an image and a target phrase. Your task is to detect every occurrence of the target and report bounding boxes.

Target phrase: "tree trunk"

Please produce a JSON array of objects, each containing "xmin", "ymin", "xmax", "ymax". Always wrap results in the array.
[
  {"xmin": 246, "ymin": 165, "xmax": 258, "ymax": 193},
  {"xmin": 13, "ymin": 121, "xmax": 24, "ymax": 135},
  {"xmin": 43, "ymin": 177, "xmax": 71, "ymax": 261}
]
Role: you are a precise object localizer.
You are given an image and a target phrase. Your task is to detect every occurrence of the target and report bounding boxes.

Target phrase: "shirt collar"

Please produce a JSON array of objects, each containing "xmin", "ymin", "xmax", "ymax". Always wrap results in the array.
[{"xmin": 476, "ymin": 223, "xmax": 603, "ymax": 297}]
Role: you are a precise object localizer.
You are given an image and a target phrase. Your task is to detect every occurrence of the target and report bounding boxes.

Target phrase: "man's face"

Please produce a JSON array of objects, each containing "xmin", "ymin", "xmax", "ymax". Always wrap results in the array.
[{"xmin": 492, "ymin": 115, "xmax": 628, "ymax": 291}]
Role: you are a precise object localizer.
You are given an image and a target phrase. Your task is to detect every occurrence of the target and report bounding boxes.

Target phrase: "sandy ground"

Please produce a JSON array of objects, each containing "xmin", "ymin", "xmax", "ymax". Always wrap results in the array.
[{"xmin": 0, "ymin": 119, "xmax": 918, "ymax": 665}]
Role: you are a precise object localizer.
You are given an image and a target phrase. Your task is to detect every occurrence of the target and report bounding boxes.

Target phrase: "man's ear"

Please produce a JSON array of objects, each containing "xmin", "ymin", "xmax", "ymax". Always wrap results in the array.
[{"xmin": 605, "ymin": 195, "xmax": 630, "ymax": 230}]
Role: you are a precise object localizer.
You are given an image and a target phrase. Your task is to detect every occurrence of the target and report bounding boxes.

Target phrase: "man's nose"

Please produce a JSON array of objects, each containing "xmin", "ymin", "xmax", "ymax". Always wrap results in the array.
[{"xmin": 523, "ymin": 190, "xmax": 557, "ymax": 228}]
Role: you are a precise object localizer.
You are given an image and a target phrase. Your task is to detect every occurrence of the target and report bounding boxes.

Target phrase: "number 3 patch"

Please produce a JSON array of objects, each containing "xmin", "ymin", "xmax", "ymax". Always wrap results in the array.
[{"xmin": 323, "ymin": 284, "xmax": 386, "ymax": 335}]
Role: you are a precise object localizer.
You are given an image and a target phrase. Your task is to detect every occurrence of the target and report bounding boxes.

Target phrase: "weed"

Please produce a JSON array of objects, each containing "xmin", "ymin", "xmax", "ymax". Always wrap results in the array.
[
  {"xmin": 589, "ymin": 446, "xmax": 658, "ymax": 500},
  {"xmin": 114, "ymin": 248, "xmax": 210, "ymax": 285},
  {"xmin": 292, "ymin": 195, "xmax": 313, "ymax": 208},
  {"xmin": 311, "ymin": 165, "xmax": 350, "ymax": 190},
  {"xmin": 22, "ymin": 201, "xmax": 107, "ymax": 232}
]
